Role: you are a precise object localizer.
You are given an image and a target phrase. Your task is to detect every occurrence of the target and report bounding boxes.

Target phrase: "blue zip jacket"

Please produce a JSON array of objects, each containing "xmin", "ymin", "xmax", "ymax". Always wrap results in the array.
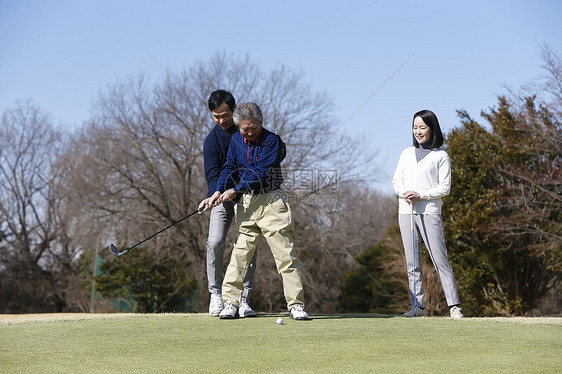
[
  {"xmin": 203, "ymin": 124, "xmax": 237, "ymax": 198},
  {"xmin": 216, "ymin": 127, "xmax": 284, "ymax": 194}
]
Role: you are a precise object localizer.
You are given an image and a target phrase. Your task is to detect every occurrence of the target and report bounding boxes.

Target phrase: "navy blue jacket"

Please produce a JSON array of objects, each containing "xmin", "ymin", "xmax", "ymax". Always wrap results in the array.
[
  {"xmin": 216, "ymin": 127, "xmax": 284, "ymax": 194},
  {"xmin": 203, "ymin": 124, "xmax": 238, "ymax": 198}
]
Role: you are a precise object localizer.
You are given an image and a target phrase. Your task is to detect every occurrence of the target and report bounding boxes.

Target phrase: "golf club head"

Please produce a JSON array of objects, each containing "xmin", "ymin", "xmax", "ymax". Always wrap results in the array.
[{"xmin": 108, "ymin": 244, "xmax": 121, "ymax": 256}]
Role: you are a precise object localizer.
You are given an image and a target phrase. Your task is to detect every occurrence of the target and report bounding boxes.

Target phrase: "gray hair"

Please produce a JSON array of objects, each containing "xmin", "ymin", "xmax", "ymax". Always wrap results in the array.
[{"xmin": 233, "ymin": 102, "xmax": 263, "ymax": 126}]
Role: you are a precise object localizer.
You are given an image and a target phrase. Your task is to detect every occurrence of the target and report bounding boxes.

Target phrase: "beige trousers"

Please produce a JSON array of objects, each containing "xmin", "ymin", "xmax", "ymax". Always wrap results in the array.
[{"xmin": 222, "ymin": 190, "xmax": 305, "ymax": 310}]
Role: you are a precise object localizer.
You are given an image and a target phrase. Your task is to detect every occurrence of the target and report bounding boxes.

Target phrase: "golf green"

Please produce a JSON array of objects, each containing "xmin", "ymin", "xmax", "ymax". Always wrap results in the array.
[{"xmin": 1, "ymin": 313, "xmax": 560, "ymax": 373}]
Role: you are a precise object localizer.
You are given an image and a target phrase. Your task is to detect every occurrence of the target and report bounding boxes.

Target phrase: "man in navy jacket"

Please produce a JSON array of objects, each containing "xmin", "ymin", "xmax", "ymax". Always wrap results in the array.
[{"xmin": 202, "ymin": 90, "xmax": 257, "ymax": 317}]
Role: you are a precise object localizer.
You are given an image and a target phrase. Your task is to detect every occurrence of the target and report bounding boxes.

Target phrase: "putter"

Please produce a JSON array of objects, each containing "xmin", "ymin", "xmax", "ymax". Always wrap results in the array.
[
  {"xmin": 108, "ymin": 207, "xmax": 203, "ymax": 256},
  {"xmin": 410, "ymin": 202, "xmax": 417, "ymax": 317}
]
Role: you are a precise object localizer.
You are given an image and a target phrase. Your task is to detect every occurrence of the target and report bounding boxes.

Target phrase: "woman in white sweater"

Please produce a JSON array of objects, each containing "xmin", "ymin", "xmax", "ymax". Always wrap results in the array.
[{"xmin": 392, "ymin": 110, "xmax": 463, "ymax": 319}]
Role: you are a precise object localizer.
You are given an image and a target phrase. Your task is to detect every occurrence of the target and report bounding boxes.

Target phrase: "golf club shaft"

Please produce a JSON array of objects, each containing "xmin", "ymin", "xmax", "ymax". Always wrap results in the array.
[
  {"xmin": 410, "ymin": 203, "xmax": 416, "ymax": 313},
  {"xmin": 121, "ymin": 208, "xmax": 202, "ymax": 254}
]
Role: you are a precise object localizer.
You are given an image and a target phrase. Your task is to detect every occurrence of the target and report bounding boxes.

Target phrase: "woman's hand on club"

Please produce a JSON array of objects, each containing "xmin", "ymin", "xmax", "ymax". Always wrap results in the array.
[{"xmin": 403, "ymin": 190, "xmax": 420, "ymax": 204}]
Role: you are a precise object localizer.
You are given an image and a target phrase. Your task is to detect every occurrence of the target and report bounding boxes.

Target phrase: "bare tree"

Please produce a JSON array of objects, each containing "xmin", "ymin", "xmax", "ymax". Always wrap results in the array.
[
  {"xmin": 0, "ymin": 100, "xmax": 84, "ymax": 312},
  {"xmin": 296, "ymin": 185, "xmax": 396, "ymax": 312},
  {"xmin": 518, "ymin": 43, "xmax": 562, "ymax": 112}
]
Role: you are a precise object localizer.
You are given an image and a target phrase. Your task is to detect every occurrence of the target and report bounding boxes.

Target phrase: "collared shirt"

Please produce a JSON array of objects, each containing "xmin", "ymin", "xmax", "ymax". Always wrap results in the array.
[{"xmin": 216, "ymin": 127, "xmax": 284, "ymax": 194}]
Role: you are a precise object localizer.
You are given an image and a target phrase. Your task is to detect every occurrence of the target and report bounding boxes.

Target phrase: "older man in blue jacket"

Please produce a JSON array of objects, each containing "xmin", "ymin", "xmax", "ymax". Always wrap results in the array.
[{"xmin": 200, "ymin": 102, "xmax": 308, "ymax": 320}]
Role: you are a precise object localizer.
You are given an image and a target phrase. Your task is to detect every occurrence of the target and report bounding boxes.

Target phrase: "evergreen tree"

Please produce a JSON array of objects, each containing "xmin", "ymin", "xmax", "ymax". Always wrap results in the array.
[{"xmin": 444, "ymin": 97, "xmax": 560, "ymax": 316}]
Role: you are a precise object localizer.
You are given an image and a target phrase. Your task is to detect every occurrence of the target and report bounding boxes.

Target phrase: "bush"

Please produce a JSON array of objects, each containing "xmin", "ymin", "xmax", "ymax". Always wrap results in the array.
[{"xmin": 94, "ymin": 248, "xmax": 198, "ymax": 313}]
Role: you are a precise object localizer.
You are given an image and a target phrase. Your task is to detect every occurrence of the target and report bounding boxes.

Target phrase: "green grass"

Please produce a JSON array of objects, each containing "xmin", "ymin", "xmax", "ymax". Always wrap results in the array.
[{"xmin": 1, "ymin": 314, "xmax": 561, "ymax": 373}]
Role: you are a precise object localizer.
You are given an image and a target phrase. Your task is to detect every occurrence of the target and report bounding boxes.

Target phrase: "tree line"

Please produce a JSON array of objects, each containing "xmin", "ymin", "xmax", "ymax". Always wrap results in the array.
[
  {"xmin": 1, "ymin": 48, "xmax": 560, "ymax": 316},
  {"xmin": 0, "ymin": 53, "xmax": 393, "ymax": 314}
]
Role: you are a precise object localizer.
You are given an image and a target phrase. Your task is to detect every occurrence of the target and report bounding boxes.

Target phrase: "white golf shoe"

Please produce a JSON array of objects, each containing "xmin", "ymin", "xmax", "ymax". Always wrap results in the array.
[
  {"xmin": 219, "ymin": 303, "xmax": 238, "ymax": 319},
  {"xmin": 403, "ymin": 307, "xmax": 427, "ymax": 317},
  {"xmin": 289, "ymin": 305, "xmax": 309, "ymax": 320},
  {"xmin": 209, "ymin": 294, "xmax": 224, "ymax": 317},
  {"xmin": 238, "ymin": 302, "xmax": 257, "ymax": 318},
  {"xmin": 450, "ymin": 306, "xmax": 464, "ymax": 319}
]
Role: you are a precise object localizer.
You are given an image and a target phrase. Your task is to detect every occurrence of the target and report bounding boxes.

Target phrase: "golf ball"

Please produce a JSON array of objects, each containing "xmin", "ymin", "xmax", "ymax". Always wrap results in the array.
[{"xmin": 276, "ymin": 318, "xmax": 284, "ymax": 325}]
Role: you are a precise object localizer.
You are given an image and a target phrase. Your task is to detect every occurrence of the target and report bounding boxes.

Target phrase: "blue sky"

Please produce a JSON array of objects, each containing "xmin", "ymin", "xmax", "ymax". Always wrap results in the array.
[{"xmin": 1, "ymin": 0, "xmax": 560, "ymax": 193}]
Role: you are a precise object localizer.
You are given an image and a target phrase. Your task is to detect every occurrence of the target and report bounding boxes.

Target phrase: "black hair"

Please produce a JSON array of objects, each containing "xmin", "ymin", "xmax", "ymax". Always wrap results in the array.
[
  {"xmin": 412, "ymin": 109, "xmax": 444, "ymax": 148},
  {"xmin": 208, "ymin": 89, "xmax": 236, "ymax": 112}
]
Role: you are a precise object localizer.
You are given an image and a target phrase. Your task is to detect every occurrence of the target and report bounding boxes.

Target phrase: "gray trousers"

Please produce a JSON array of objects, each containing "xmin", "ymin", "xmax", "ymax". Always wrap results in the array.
[
  {"xmin": 206, "ymin": 201, "xmax": 256, "ymax": 303},
  {"xmin": 399, "ymin": 213, "xmax": 460, "ymax": 308}
]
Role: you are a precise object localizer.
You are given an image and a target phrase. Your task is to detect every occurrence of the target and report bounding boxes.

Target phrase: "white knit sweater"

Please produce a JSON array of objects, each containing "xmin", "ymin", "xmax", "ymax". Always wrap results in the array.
[{"xmin": 392, "ymin": 146, "xmax": 451, "ymax": 214}]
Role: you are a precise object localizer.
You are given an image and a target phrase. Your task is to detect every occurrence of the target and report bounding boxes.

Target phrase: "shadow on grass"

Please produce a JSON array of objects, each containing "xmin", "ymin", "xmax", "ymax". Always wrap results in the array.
[
  {"xmin": 310, "ymin": 313, "xmax": 398, "ymax": 319},
  {"xmin": 256, "ymin": 313, "xmax": 399, "ymax": 320}
]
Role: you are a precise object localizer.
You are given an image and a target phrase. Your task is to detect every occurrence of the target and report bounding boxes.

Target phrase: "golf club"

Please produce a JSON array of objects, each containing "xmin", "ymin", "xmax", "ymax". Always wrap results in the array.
[
  {"xmin": 108, "ymin": 207, "xmax": 203, "ymax": 256},
  {"xmin": 410, "ymin": 202, "xmax": 417, "ymax": 316}
]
